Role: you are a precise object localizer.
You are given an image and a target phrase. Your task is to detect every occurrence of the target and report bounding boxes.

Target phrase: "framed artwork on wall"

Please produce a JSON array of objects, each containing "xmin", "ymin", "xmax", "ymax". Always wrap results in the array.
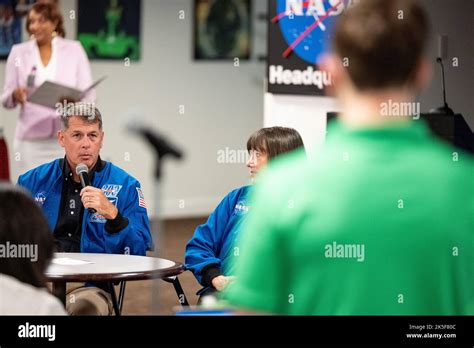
[
  {"xmin": 0, "ymin": 0, "xmax": 35, "ymax": 59},
  {"xmin": 194, "ymin": 0, "xmax": 251, "ymax": 60},
  {"xmin": 77, "ymin": 0, "xmax": 141, "ymax": 61}
]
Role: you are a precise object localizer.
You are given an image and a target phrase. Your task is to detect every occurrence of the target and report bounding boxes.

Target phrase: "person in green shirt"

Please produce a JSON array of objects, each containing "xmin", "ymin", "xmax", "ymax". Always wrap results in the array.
[{"xmin": 223, "ymin": 0, "xmax": 474, "ymax": 315}]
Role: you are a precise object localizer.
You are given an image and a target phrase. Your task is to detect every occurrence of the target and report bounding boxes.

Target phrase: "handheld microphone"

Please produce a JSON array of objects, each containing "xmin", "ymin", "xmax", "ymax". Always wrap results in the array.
[{"xmin": 75, "ymin": 163, "xmax": 96, "ymax": 214}]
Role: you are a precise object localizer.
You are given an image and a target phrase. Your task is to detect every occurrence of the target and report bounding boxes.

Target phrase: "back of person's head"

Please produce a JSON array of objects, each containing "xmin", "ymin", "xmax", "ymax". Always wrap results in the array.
[
  {"xmin": 332, "ymin": 0, "xmax": 429, "ymax": 91},
  {"xmin": 27, "ymin": 2, "xmax": 66, "ymax": 38},
  {"xmin": 0, "ymin": 184, "xmax": 54, "ymax": 288},
  {"xmin": 247, "ymin": 127, "xmax": 305, "ymax": 160}
]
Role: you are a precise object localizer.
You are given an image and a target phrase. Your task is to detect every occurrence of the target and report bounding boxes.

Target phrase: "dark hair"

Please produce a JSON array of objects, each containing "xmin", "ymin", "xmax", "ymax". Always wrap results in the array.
[
  {"xmin": 247, "ymin": 127, "xmax": 305, "ymax": 160},
  {"xmin": 0, "ymin": 184, "xmax": 54, "ymax": 288},
  {"xmin": 60, "ymin": 104, "xmax": 103, "ymax": 130},
  {"xmin": 333, "ymin": 0, "xmax": 429, "ymax": 90},
  {"xmin": 26, "ymin": 3, "xmax": 66, "ymax": 38}
]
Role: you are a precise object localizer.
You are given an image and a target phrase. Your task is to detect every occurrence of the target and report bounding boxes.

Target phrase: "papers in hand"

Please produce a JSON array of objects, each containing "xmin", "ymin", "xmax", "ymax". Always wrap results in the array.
[
  {"xmin": 52, "ymin": 257, "xmax": 94, "ymax": 266},
  {"xmin": 26, "ymin": 76, "xmax": 106, "ymax": 109}
]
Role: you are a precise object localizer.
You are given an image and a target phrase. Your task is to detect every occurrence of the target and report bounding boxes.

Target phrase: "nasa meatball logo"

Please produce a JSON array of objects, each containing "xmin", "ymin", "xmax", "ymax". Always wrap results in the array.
[
  {"xmin": 234, "ymin": 200, "xmax": 250, "ymax": 216},
  {"xmin": 268, "ymin": 0, "xmax": 357, "ymax": 94},
  {"xmin": 34, "ymin": 192, "xmax": 47, "ymax": 206},
  {"xmin": 275, "ymin": 0, "xmax": 355, "ymax": 64}
]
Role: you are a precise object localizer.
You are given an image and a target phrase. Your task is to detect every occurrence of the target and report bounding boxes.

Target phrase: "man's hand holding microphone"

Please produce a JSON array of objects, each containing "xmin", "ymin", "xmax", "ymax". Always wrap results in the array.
[{"xmin": 76, "ymin": 163, "xmax": 118, "ymax": 220}]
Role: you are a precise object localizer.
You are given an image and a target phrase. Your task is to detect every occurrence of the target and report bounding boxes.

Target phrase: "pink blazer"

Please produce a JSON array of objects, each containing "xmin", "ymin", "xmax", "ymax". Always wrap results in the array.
[{"xmin": 1, "ymin": 37, "xmax": 96, "ymax": 140}]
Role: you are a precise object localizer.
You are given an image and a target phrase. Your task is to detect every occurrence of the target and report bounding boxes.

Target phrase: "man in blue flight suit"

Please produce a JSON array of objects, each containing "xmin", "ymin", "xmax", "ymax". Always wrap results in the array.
[{"xmin": 18, "ymin": 103, "xmax": 153, "ymax": 315}]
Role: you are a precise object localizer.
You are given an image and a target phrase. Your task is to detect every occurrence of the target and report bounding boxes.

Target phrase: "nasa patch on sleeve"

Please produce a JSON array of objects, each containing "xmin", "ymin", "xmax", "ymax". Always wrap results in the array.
[{"xmin": 34, "ymin": 192, "xmax": 47, "ymax": 206}]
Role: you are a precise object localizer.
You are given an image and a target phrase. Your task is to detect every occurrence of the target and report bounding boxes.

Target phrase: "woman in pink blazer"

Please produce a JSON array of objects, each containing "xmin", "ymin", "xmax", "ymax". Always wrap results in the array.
[{"xmin": 1, "ymin": 3, "xmax": 95, "ymax": 177}]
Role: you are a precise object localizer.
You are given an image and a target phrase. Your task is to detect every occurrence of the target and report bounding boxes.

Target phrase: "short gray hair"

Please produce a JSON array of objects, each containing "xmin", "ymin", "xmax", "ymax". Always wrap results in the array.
[{"xmin": 60, "ymin": 103, "xmax": 103, "ymax": 130}]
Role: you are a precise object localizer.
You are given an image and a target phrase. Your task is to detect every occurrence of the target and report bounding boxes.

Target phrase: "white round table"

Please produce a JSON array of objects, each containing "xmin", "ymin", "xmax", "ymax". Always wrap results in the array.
[{"xmin": 45, "ymin": 253, "xmax": 186, "ymax": 314}]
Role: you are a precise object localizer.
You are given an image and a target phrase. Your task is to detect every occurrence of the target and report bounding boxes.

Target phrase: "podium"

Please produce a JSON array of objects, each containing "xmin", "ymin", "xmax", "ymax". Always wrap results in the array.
[
  {"xmin": 326, "ymin": 112, "xmax": 473, "ymax": 154},
  {"xmin": 420, "ymin": 113, "xmax": 473, "ymax": 154}
]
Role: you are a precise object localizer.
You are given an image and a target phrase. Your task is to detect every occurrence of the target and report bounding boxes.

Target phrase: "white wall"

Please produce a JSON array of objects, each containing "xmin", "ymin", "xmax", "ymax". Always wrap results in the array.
[
  {"xmin": 0, "ymin": 0, "xmax": 266, "ymax": 218},
  {"xmin": 264, "ymin": 93, "xmax": 339, "ymax": 156}
]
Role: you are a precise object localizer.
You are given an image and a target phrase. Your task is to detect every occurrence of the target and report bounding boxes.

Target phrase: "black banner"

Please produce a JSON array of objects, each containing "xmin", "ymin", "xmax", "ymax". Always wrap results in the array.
[
  {"xmin": 267, "ymin": 0, "xmax": 355, "ymax": 96},
  {"xmin": 0, "ymin": 316, "xmax": 473, "ymax": 346}
]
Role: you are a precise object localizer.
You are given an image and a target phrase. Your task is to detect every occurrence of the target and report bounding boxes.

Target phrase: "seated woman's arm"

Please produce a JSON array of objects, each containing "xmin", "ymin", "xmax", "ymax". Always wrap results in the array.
[{"xmin": 185, "ymin": 193, "xmax": 234, "ymax": 287}]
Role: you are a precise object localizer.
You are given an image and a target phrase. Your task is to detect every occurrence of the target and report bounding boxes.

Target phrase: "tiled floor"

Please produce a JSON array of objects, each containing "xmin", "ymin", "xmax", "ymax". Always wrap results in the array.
[{"xmin": 121, "ymin": 217, "xmax": 206, "ymax": 315}]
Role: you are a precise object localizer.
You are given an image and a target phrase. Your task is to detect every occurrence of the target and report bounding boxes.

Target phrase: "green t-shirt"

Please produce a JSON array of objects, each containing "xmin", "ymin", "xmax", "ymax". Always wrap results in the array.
[{"xmin": 223, "ymin": 120, "xmax": 474, "ymax": 315}]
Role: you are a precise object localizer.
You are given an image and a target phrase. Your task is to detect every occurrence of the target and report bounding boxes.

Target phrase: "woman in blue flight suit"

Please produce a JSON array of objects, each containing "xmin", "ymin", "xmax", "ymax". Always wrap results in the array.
[{"xmin": 185, "ymin": 127, "xmax": 305, "ymax": 301}]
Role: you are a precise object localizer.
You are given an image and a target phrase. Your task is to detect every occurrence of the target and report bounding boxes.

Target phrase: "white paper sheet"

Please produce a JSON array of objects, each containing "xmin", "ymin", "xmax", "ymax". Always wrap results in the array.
[{"xmin": 51, "ymin": 257, "xmax": 94, "ymax": 266}]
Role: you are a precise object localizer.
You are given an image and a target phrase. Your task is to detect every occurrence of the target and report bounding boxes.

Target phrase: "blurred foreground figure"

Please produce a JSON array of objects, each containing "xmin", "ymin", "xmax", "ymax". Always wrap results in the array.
[
  {"xmin": 224, "ymin": 0, "xmax": 474, "ymax": 315},
  {"xmin": 0, "ymin": 183, "xmax": 65, "ymax": 315}
]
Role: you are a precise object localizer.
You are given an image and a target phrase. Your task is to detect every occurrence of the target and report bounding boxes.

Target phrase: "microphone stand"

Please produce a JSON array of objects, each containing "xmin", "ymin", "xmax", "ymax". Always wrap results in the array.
[
  {"xmin": 430, "ymin": 57, "xmax": 454, "ymax": 115},
  {"xmin": 129, "ymin": 125, "xmax": 183, "ymax": 314}
]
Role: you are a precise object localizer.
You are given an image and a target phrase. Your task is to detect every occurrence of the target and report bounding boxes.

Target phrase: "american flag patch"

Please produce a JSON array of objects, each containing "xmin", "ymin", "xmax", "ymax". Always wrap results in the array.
[{"xmin": 136, "ymin": 187, "xmax": 147, "ymax": 208}]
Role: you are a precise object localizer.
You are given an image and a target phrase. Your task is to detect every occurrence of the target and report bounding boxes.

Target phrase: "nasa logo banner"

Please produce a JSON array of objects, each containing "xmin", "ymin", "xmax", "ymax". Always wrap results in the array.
[{"xmin": 267, "ymin": 0, "xmax": 355, "ymax": 95}]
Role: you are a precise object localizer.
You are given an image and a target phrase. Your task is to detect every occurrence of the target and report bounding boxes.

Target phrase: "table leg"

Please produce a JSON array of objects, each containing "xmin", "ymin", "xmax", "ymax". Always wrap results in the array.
[
  {"xmin": 107, "ymin": 282, "xmax": 121, "ymax": 316},
  {"xmin": 51, "ymin": 281, "xmax": 67, "ymax": 306},
  {"xmin": 163, "ymin": 276, "xmax": 189, "ymax": 307},
  {"xmin": 173, "ymin": 277, "xmax": 189, "ymax": 307}
]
